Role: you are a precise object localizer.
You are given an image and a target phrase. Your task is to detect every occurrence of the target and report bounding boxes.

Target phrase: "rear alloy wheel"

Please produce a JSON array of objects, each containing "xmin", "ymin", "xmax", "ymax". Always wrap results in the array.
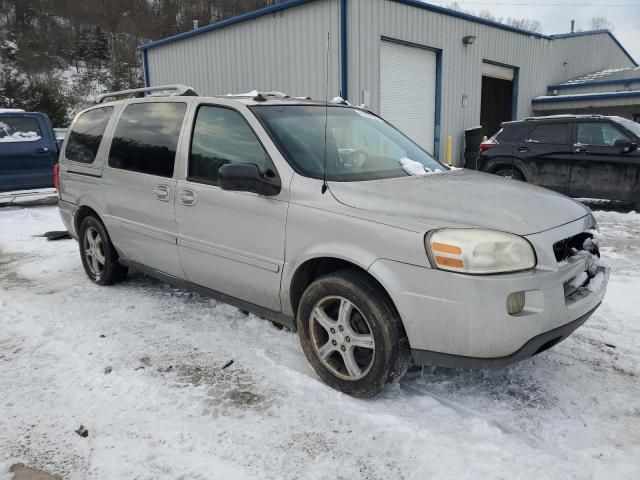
[
  {"xmin": 79, "ymin": 216, "xmax": 127, "ymax": 285},
  {"xmin": 494, "ymin": 168, "xmax": 525, "ymax": 181},
  {"xmin": 297, "ymin": 270, "xmax": 410, "ymax": 397}
]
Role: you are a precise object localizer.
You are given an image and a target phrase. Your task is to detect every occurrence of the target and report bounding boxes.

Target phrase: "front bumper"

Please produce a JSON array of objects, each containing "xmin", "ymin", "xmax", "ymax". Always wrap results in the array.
[
  {"xmin": 411, "ymin": 303, "xmax": 598, "ymax": 369},
  {"xmin": 368, "ymin": 217, "xmax": 609, "ymax": 366}
]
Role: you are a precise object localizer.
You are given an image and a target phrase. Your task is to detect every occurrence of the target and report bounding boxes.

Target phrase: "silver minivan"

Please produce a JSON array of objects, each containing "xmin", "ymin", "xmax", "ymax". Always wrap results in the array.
[{"xmin": 57, "ymin": 85, "xmax": 609, "ymax": 397}]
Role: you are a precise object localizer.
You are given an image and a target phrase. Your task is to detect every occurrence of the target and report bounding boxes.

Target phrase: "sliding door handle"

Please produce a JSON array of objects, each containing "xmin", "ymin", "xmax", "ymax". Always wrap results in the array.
[{"xmin": 178, "ymin": 189, "xmax": 196, "ymax": 206}]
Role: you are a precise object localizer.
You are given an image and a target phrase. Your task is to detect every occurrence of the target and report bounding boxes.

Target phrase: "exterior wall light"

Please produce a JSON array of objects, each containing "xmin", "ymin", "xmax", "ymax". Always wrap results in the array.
[{"xmin": 463, "ymin": 35, "xmax": 476, "ymax": 45}]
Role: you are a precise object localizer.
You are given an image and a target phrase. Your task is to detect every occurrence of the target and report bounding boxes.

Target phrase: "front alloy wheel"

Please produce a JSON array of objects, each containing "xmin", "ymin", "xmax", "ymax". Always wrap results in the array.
[
  {"xmin": 297, "ymin": 270, "xmax": 410, "ymax": 397},
  {"xmin": 310, "ymin": 296, "xmax": 375, "ymax": 381}
]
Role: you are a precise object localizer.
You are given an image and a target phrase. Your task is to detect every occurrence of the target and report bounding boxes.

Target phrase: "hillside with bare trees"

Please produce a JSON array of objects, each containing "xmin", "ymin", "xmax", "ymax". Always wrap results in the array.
[{"xmin": 0, "ymin": 0, "xmax": 282, "ymax": 126}]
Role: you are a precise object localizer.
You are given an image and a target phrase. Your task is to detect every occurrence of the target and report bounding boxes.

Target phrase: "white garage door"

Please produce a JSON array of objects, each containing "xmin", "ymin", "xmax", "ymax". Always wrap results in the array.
[{"xmin": 380, "ymin": 41, "xmax": 437, "ymax": 153}]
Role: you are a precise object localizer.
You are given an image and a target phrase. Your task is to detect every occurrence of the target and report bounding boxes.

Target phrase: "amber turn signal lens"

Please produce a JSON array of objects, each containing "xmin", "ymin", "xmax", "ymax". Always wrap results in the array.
[
  {"xmin": 431, "ymin": 242, "xmax": 462, "ymax": 255},
  {"xmin": 434, "ymin": 256, "xmax": 464, "ymax": 269}
]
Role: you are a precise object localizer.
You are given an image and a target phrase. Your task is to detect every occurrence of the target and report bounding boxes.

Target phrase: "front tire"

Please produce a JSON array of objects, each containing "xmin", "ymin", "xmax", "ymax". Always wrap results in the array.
[
  {"xmin": 78, "ymin": 216, "xmax": 127, "ymax": 285},
  {"xmin": 297, "ymin": 270, "xmax": 410, "ymax": 397},
  {"xmin": 494, "ymin": 167, "xmax": 525, "ymax": 181}
]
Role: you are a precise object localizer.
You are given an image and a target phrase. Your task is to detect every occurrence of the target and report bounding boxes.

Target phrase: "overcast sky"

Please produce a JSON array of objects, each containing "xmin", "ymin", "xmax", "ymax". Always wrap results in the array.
[{"xmin": 431, "ymin": 1, "xmax": 640, "ymax": 65}]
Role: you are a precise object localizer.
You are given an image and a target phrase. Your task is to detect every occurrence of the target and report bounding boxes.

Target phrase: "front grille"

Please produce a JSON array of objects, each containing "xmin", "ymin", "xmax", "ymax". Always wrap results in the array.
[{"xmin": 553, "ymin": 232, "xmax": 599, "ymax": 263}]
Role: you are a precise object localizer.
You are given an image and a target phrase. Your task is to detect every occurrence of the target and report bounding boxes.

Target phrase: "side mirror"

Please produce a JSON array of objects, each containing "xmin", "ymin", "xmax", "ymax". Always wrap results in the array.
[
  {"xmin": 218, "ymin": 163, "xmax": 281, "ymax": 196},
  {"xmin": 614, "ymin": 139, "xmax": 638, "ymax": 154}
]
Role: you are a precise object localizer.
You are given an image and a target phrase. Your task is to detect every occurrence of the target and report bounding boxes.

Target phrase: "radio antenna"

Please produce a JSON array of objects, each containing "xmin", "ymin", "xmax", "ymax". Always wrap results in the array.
[{"xmin": 321, "ymin": 32, "xmax": 330, "ymax": 194}]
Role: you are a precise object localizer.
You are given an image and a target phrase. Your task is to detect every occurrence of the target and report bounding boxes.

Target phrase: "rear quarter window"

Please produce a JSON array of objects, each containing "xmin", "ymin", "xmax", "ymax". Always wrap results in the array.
[
  {"xmin": 496, "ymin": 124, "xmax": 532, "ymax": 142},
  {"xmin": 65, "ymin": 107, "xmax": 113, "ymax": 163}
]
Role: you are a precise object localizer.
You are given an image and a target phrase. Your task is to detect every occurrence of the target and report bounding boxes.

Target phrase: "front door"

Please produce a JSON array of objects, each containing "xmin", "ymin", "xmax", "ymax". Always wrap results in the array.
[
  {"xmin": 0, "ymin": 114, "xmax": 56, "ymax": 192},
  {"xmin": 517, "ymin": 121, "xmax": 572, "ymax": 195},
  {"xmin": 175, "ymin": 104, "xmax": 287, "ymax": 312},
  {"xmin": 101, "ymin": 101, "xmax": 188, "ymax": 278},
  {"xmin": 570, "ymin": 121, "xmax": 640, "ymax": 202}
]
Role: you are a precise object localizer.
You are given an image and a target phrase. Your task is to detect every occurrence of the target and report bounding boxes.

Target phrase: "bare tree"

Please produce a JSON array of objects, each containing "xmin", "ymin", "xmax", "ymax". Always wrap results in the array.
[
  {"xmin": 506, "ymin": 17, "xmax": 542, "ymax": 33},
  {"xmin": 590, "ymin": 17, "xmax": 614, "ymax": 31},
  {"xmin": 476, "ymin": 10, "xmax": 541, "ymax": 33},
  {"xmin": 477, "ymin": 10, "xmax": 499, "ymax": 22}
]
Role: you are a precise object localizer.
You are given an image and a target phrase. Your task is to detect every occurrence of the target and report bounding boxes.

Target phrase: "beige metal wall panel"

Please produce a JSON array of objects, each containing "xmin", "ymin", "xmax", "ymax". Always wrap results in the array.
[{"xmin": 147, "ymin": 0, "xmax": 341, "ymax": 100}]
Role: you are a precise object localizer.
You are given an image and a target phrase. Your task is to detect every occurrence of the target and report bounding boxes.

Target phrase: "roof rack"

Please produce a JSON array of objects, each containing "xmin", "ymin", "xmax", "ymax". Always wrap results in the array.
[
  {"xmin": 95, "ymin": 84, "xmax": 199, "ymax": 104},
  {"xmin": 522, "ymin": 114, "xmax": 604, "ymax": 121}
]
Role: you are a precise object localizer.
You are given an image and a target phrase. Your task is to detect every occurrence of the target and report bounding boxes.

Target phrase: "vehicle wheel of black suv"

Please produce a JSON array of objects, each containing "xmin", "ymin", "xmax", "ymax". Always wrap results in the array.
[
  {"xmin": 494, "ymin": 167, "xmax": 525, "ymax": 181},
  {"xmin": 297, "ymin": 270, "xmax": 410, "ymax": 397},
  {"xmin": 79, "ymin": 216, "xmax": 127, "ymax": 286}
]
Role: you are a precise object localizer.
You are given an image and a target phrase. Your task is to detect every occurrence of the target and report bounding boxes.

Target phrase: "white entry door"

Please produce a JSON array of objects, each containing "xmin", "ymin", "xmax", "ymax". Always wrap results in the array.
[{"xmin": 380, "ymin": 41, "xmax": 437, "ymax": 153}]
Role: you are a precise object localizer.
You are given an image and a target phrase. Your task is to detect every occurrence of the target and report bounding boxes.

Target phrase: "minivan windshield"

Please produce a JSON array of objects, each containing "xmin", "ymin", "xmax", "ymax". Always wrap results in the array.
[{"xmin": 252, "ymin": 105, "xmax": 446, "ymax": 181}]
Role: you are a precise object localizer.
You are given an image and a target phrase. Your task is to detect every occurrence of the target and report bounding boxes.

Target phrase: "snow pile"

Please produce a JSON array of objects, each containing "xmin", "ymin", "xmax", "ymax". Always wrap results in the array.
[
  {"xmin": 0, "ymin": 122, "xmax": 41, "ymax": 142},
  {"xmin": 330, "ymin": 96, "xmax": 352, "ymax": 105},
  {"xmin": 400, "ymin": 157, "xmax": 444, "ymax": 176},
  {"xmin": 0, "ymin": 207, "xmax": 639, "ymax": 479}
]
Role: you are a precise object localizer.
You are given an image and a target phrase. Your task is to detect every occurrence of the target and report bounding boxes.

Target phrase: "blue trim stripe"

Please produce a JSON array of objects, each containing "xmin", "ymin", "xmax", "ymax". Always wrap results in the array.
[
  {"xmin": 139, "ymin": 0, "xmax": 317, "ymax": 51},
  {"xmin": 340, "ymin": 0, "xmax": 348, "ymax": 100},
  {"xmin": 549, "ymin": 76, "xmax": 640, "ymax": 91},
  {"xmin": 142, "ymin": 48, "xmax": 150, "ymax": 87},
  {"xmin": 532, "ymin": 90, "xmax": 640, "ymax": 104},
  {"xmin": 511, "ymin": 67, "xmax": 519, "ymax": 120},
  {"xmin": 390, "ymin": 0, "xmax": 548, "ymax": 38},
  {"xmin": 434, "ymin": 51, "xmax": 442, "ymax": 159}
]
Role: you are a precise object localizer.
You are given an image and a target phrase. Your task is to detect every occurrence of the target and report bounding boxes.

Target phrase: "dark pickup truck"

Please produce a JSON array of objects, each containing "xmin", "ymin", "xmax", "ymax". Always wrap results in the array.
[{"xmin": 0, "ymin": 110, "xmax": 59, "ymax": 192}]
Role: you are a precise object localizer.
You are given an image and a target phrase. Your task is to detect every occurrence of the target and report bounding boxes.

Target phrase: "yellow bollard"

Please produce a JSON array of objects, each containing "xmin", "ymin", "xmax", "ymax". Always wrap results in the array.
[{"xmin": 445, "ymin": 136, "xmax": 453, "ymax": 165}]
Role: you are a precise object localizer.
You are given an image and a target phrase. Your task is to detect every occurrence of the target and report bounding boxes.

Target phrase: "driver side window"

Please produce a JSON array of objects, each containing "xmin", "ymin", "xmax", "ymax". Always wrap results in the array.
[
  {"xmin": 577, "ymin": 122, "xmax": 629, "ymax": 147},
  {"xmin": 189, "ymin": 105, "xmax": 270, "ymax": 185}
]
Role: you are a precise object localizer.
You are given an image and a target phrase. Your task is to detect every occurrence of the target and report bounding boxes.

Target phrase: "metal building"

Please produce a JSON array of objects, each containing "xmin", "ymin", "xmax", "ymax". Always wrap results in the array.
[
  {"xmin": 533, "ymin": 66, "xmax": 640, "ymax": 120},
  {"xmin": 140, "ymin": 0, "xmax": 637, "ymax": 163}
]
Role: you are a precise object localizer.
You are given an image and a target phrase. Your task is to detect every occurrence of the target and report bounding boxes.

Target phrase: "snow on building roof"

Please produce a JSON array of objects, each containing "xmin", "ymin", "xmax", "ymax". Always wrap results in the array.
[
  {"xmin": 550, "ymin": 67, "xmax": 640, "ymax": 89},
  {"xmin": 532, "ymin": 90, "xmax": 640, "ymax": 104}
]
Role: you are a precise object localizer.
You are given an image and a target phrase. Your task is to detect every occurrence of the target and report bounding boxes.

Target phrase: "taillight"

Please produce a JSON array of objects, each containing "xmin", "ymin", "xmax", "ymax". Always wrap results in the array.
[
  {"xmin": 479, "ymin": 141, "xmax": 497, "ymax": 152},
  {"xmin": 53, "ymin": 163, "xmax": 60, "ymax": 195}
]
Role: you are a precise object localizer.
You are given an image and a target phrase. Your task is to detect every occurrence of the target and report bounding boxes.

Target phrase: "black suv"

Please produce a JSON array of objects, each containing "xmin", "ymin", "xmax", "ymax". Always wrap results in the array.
[{"xmin": 472, "ymin": 115, "xmax": 640, "ymax": 208}]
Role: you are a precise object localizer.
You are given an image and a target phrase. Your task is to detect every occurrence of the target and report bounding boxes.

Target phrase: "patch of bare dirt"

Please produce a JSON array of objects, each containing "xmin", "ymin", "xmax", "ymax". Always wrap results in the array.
[{"xmin": 9, "ymin": 464, "xmax": 62, "ymax": 480}]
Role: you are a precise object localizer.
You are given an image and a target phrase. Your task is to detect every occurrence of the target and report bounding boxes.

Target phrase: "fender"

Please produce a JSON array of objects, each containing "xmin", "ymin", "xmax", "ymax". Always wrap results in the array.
[{"xmin": 484, "ymin": 156, "xmax": 530, "ymax": 181}]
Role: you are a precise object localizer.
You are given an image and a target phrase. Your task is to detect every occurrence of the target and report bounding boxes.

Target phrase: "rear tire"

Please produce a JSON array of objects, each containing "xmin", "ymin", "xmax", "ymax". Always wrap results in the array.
[
  {"xmin": 297, "ymin": 270, "xmax": 410, "ymax": 397},
  {"xmin": 494, "ymin": 167, "xmax": 525, "ymax": 181},
  {"xmin": 78, "ymin": 216, "xmax": 127, "ymax": 286}
]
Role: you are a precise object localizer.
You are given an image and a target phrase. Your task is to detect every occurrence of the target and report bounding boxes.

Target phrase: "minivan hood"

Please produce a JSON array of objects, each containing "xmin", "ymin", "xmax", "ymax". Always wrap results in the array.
[{"xmin": 328, "ymin": 169, "xmax": 589, "ymax": 236}]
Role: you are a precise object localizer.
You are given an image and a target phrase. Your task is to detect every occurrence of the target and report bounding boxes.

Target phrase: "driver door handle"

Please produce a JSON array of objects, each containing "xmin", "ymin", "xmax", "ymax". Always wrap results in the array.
[
  {"xmin": 574, "ymin": 148, "xmax": 589, "ymax": 154},
  {"xmin": 153, "ymin": 184, "xmax": 170, "ymax": 202}
]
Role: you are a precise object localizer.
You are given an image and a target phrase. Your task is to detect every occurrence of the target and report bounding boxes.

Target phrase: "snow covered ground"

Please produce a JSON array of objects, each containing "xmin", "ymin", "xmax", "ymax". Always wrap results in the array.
[{"xmin": 0, "ymin": 206, "xmax": 639, "ymax": 480}]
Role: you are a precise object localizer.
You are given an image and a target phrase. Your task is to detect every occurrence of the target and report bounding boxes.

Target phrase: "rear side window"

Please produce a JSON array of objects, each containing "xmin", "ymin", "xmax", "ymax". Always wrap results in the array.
[
  {"xmin": 108, "ymin": 102, "xmax": 186, "ymax": 177},
  {"xmin": 65, "ymin": 107, "xmax": 113, "ymax": 163},
  {"xmin": 496, "ymin": 124, "xmax": 531, "ymax": 142},
  {"xmin": 0, "ymin": 116, "xmax": 42, "ymax": 142},
  {"xmin": 189, "ymin": 105, "xmax": 270, "ymax": 185},
  {"xmin": 577, "ymin": 122, "xmax": 629, "ymax": 146},
  {"xmin": 525, "ymin": 123, "xmax": 569, "ymax": 144}
]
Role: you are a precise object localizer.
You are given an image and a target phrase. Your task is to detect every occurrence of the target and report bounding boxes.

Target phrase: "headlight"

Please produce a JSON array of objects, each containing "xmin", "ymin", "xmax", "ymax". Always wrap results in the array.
[{"xmin": 425, "ymin": 229, "xmax": 537, "ymax": 274}]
